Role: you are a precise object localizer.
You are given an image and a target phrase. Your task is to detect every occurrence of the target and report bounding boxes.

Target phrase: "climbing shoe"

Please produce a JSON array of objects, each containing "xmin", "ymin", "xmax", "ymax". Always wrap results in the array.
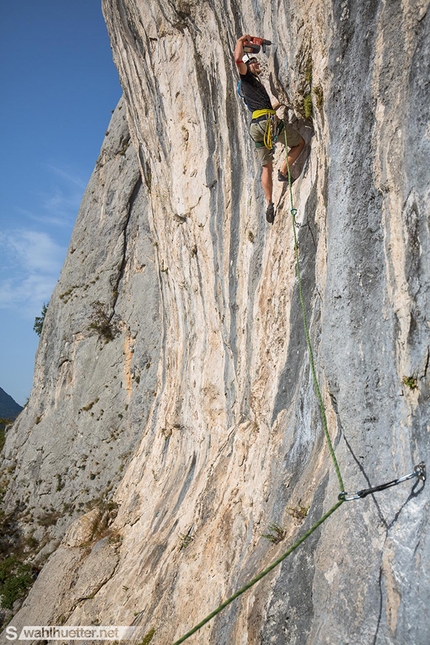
[
  {"xmin": 266, "ymin": 201, "xmax": 275, "ymax": 224},
  {"xmin": 278, "ymin": 169, "xmax": 297, "ymax": 184}
]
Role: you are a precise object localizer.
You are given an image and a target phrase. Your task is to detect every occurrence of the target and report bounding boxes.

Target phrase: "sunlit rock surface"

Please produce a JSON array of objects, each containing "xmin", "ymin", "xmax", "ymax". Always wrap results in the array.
[{"xmin": 1, "ymin": 1, "xmax": 429, "ymax": 644}]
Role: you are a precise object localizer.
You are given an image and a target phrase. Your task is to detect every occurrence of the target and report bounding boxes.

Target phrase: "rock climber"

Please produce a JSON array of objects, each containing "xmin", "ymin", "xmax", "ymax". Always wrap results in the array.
[{"xmin": 234, "ymin": 34, "xmax": 305, "ymax": 223}]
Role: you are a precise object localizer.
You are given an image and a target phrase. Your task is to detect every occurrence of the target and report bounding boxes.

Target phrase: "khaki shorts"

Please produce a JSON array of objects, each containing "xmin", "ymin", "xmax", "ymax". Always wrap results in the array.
[{"xmin": 249, "ymin": 119, "xmax": 302, "ymax": 166}]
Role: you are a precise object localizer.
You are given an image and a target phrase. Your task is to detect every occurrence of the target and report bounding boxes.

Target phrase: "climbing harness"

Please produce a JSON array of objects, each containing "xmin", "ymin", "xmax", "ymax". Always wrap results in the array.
[
  {"xmin": 256, "ymin": 110, "xmax": 279, "ymax": 151},
  {"xmin": 252, "ymin": 108, "xmax": 276, "ymax": 120},
  {"xmin": 170, "ymin": 127, "xmax": 426, "ymax": 645},
  {"xmin": 249, "ymin": 112, "xmax": 281, "ymax": 153},
  {"xmin": 339, "ymin": 462, "xmax": 426, "ymax": 501},
  {"xmin": 263, "ymin": 114, "xmax": 276, "ymax": 150}
]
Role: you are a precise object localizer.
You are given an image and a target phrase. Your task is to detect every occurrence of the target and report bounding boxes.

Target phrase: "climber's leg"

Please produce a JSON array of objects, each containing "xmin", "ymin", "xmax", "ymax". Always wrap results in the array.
[
  {"xmin": 262, "ymin": 161, "xmax": 273, "ymax": 205},
  {"xmin": 278, "ymin": 123, "xmax": 305, "ymax": 179}
]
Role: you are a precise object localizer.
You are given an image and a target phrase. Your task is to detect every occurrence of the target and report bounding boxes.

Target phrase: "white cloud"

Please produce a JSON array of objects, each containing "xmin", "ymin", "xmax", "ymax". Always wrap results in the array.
[
  {"xmin": 0, "ymin": 164, "xmax": 83, "ymax": 319},
  {"xmin": 42, "ymin": 164, "xmax": 87, "ymax": 220},
  {"xmin": 14, "ymin": 163, "xmax": 86, "ymax": 228},
  {"xmin": 41, "ymin": 185, "xmax": 83, "ymax": 221},
  {"xmin": 47, "ymin": 164, "xmax": 87, "ymax": 189},
  {"xmin": 9, "ymin": 231, "xmax": 65, "ymax": 273},
  {"xmin": 0, "ymin": 230, "xmax": 66, "ymax": 317}
]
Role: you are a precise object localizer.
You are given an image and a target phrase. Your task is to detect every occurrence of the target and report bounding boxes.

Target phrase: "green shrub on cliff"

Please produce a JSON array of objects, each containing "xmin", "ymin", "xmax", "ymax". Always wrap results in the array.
[{"xmin": 0, "ymin": 557, "xmax": 34, "ymax": 609}]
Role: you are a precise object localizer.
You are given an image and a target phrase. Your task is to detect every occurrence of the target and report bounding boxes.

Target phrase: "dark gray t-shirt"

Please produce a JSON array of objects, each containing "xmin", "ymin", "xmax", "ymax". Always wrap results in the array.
[{"xmin": 239, "ymin": 69, "xmax": 272, "ymax": 112}]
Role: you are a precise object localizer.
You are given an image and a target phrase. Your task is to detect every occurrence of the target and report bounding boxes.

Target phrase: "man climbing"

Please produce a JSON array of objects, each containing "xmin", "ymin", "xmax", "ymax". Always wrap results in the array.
[{"xmin": 234, "ymin": 34, "xmax": 305, "ymax": 223}]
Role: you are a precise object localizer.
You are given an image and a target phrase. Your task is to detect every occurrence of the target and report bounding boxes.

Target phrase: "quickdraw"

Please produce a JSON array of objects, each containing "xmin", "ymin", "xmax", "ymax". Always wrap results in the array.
[{"xmin": 338, "ymin": 462, "xmax": 426, "ymax": 501}]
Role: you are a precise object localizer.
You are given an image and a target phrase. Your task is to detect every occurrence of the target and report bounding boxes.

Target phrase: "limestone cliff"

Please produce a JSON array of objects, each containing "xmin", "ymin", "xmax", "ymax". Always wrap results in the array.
[{"xmin": 1, "ymin": 1, "xmax": 429, "ymax": 644}]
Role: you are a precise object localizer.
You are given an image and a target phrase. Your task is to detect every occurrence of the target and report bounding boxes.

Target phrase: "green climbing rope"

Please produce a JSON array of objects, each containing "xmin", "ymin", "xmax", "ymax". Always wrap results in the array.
[
  {"xmin": 285, "ymin": 132, "xmax": 344, "ymax": 492},
  {"xmin": 171, "ymin": 500, "xmax": 343, "ymax": 645},
  {"xmin": 170, "ymin": 130, "xmax": 346, "ymax": 645}
]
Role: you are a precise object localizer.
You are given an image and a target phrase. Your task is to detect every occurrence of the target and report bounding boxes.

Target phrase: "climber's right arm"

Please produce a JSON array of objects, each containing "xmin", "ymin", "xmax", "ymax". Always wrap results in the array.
[{"xmin": 234, "ymin": 35, "xmax": 251, "ymax": 75}]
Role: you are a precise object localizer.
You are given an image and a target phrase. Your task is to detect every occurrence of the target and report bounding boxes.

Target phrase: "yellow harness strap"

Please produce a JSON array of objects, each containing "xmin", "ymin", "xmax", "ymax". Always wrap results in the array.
[
  {"xmin": 251, "ymin": 108, "xmax": 276, "ymax": 119},
  {"xmin": 251, "ymin": 109, "xmax": 277, "ymax": 150}
]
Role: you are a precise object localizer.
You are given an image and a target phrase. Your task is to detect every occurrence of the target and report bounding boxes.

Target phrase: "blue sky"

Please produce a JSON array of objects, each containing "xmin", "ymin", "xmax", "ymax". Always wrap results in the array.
[{"xmin": 0, "ymin": 2, "xmax": 122, "ymax": 405}]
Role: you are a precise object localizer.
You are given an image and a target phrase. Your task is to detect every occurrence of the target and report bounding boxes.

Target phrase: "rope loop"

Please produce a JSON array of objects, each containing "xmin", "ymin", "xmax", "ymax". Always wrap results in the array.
[{"xmin": 263, "ymin": 114, "xmax": 279, "ymax": 151}]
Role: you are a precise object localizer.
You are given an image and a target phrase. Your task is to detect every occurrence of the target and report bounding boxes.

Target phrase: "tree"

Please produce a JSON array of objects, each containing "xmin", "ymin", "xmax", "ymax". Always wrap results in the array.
[{"xmin": 33, "ymin": 302, "xmax": 48, "ymax": 337}]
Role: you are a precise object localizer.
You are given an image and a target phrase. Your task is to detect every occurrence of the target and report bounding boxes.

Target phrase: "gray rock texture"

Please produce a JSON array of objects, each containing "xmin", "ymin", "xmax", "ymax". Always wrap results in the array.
[
  {"xmin": 1, "ymin": 1, "xmax": 429, "ymax": 644},
  {"xmin": 1, "ymin": 97, "xmax": 160, "ymax": 554}
]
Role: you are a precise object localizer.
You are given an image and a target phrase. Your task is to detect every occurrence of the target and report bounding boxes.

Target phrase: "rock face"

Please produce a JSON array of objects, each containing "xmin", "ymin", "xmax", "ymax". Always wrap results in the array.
[
  {"xmin": 1, "ymin": 1, "xmax": 429, "ymax": 644},
  {"xmin": 1, "ymin": 98, "xmax": 160, "ymax": 557}
]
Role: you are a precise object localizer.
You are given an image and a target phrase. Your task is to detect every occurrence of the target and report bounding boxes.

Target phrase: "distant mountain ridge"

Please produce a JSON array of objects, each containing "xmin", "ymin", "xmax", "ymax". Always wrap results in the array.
[{"xmin": 0, "ymin": 387, "xmax": 23, "ymax": 419}]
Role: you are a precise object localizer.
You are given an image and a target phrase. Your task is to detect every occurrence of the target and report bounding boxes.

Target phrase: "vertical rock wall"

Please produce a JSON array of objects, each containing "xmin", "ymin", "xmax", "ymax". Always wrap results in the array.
[
  {"xmin": 0, "ymin": 99, "xmax": 161, "ymax": 626},
  {"xmin": 1, "ymin": 1, "xmax": 429, "ymax": 644}
]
